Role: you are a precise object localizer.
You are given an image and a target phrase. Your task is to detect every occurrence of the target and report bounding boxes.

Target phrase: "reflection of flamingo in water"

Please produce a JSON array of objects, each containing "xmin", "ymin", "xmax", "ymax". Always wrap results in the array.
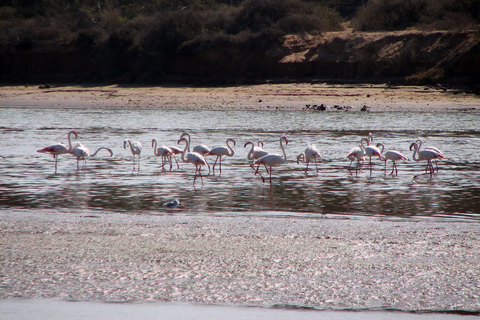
[
  {"xmin": 71, "ymin": 142, "xmax": 113, "ymax": 172},
  {"xmin": 347, "ymin": 144, "xmax": 366, "ymax": 176},
  {"xmin": 37, "ymin": 130, "xmax": 77, "ymax": 174},
  {"xmin": 123, "ymin": 139, "xmax": 142, "ymax": 172},
  {"xmin": 152, "ymin": 139, "xmax": 176, "ymax": 171},
  {"xmin": 297, "ymin": 144, "xmax": 322, "ymax": 173},
  {"xmin": 376, "ymin": 143, "xmax": 408, "ymax": 176},
  {"xmin": 178, "ymin": 136, "xmax": 209, "ymax": 187},
  {"xmin": 410, "ymin": 140, "xmax": 445, "ymax": 175},
  {"xmin": 251, "ymin": 136, "xmax": 288, "ymax": 187},
  {"xmin": 206, "ymin": 138, "xmax": 236, "ymax": 176},
  {"xmin": 361, "ymin": 133, "xmax": 384, "ymax": 177}
]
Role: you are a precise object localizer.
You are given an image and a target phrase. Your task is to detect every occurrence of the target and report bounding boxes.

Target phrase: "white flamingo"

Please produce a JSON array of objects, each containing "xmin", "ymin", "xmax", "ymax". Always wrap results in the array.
[
  {"xmin": 244, "ymin": 140, "xmax": 269, "ymax": 174},
  {"xmin": 251, "ymin": 136, "xmax": 288, "ymax": 187},
  {"xmin": 361, "ymin": 133, "xmax": 384, "ymax": 177},
  {"xmin": 410, "ymin": 140, "xmax": 445, "ymax": 174},
  {"xmin": 347, "ymin": 144, "xmax": 366, "ymax": 175},
  {"xmin": 123, "ymin": 139, "xmax": 142, "ymax": 172},
  {"xmin": 206, "ymin": 138, "xmax": 236, "ymax": 176},
  {"xmin": 37, "ymin": 130, "xmax": 77, "ymax": 174},
  {"xmin": 178, "ymin": 136, "xmax": 209, "ymax": 187},
  {"xmin": 71, "ymin": 142, "xmax": 113, "ymax": 172},
  {"xmin": 416, "ymin": 139, "xmax": 445, "ymax": 172},
  {"xmin": 376, "ymin": 143, "xmax": 408, "ymax": 176},
  {"xmin": 152, "ymin": 139, "xmax": 176, "ymax": 171},
  {"xmin": 179, "ymin": 132, "xmax": 211, "ymax": 173},
  {"xmin": 168, "ymin": 145, "xmax": 183, "ymax": 169},
  {"xmin": 297, "ymin": 144, "xmax": 322, "ymax": 173}
]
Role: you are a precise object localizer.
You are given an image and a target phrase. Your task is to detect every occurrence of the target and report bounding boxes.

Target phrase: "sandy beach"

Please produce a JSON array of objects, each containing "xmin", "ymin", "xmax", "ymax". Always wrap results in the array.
[
  {"xmin": 1, "ymin": 82, "xmax": 479, "ymax": 112},
  {"xmin": 1, "ymin": 83, "xmax": 480, "ymax": 318}
]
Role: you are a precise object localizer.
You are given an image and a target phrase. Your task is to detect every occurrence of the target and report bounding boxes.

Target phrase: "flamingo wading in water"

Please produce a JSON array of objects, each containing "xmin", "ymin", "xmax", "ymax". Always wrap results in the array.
[
  {"xmin": 206, "ymin": 138, "xmax": 236, "ymax": 176},
  {"xmin": 178, "ymin": 136, "xmax": 209, "ymax": 187},
  {"xmin": 152, "ymin": 139, "xmax": 176, "ymax": 171},
  {"xmin": 71, "ymin": 142, "xmax": 113, "ymax": 173},
  {"xmin": 37, "ymin": 130, "xmax": 77, "ymax": 174},
  {"xmin": 347, "ymin": 144, "xmax": 366, "ymax": 176},
  {"xmin": 361, "ymin": 133, "xmax": 384, "ymax": 177},
  {"xmin": 123, "ymin": 139, "xmax": 142, "ymax": 172},
  {"xmin": 410, "ymin": 140, "xmax": 445, "ymax": 174},
  {"xmin": 297, "ymin": 144, "xmax": 322, "ymax": 173},
  {"xmin": 251, "ymin": 136, "xmax": 289, "ymax": 187},
  {"xmin": 376, "ymin": 143, "xmax": 408, "ymax": 176}
]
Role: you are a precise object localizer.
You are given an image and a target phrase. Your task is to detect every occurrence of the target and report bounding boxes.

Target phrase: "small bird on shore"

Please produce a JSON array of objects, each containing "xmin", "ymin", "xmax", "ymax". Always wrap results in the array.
[{"xmin": 163, "ymin": 199, "xmax": 179, "ymax": 208}]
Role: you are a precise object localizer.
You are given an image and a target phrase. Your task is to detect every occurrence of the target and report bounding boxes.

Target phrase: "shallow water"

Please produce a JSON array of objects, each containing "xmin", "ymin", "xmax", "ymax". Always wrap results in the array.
[{"xmin": 1, "ymin": 108, "xmax": 479, "ymax": 221}]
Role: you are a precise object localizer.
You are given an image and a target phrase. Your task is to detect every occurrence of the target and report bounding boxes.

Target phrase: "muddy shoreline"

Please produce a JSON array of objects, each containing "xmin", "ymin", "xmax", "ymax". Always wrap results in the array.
[
  {"xmin": 1, "ymin": 83, "xmax": 479, "ymax": 112},
  {"xmin": 1, "ymin": 210, "xmax": 479, "ymax": 312}
]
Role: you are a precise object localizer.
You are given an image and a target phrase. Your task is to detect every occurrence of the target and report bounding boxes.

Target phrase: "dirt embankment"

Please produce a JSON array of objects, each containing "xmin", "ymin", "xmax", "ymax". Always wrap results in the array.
[{"xmin": 1, "ymin": 30, "xmax": 479, "ymax": 89}]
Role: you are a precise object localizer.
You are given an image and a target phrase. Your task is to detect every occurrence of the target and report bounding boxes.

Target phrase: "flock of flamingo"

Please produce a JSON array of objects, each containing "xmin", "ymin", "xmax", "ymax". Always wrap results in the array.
[{"xmin": 37, "ymin": 130, "xmax": 446, "ymax": 186}]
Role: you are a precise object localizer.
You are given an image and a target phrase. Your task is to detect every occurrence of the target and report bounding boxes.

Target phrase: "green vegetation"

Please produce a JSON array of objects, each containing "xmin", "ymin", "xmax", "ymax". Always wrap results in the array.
[{"xmin": 0, "ymin": 0, "xmax": 479, "ymax": 84}]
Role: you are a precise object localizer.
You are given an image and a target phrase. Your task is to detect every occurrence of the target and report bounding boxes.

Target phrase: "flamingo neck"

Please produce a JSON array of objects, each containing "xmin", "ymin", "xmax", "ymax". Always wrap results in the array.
[
  {"xmin": 411, "ymin": 143, "xmax": 420, "ymax": 161},
  {"xmin": 280, "ymin": 137, "xmax": 287, "ymax": 162},
  {"xmin": 152, "ymin": 139, "xmax": 158, "ymax": 156},
  {"xmin": 67, "ymin": 131, "xmax": 75, "ymax": 152},
  {"xmin": 226, "ymin": 139, "xmax": 235, "ymax": 157},
  {"xmin": 180, "ymin": 139, "xmax": 190, "ymax": 163},
  {"xmin": 246, "ymin": 142, "xmax": 254, "ymax": 160}
]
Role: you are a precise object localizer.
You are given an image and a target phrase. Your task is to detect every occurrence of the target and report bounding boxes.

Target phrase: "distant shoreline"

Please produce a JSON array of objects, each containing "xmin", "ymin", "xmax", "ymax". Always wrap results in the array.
[{"xmin": 1, "ymin": 83, "xmax": 478, "ymax": 112}]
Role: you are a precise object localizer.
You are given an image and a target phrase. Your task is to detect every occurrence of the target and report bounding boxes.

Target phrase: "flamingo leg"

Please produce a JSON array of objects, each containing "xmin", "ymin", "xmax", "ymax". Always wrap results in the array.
[
  {"xmin": 305, "ymin": 161, "xmax": 309, "ymax": 174},
  {"xmin": 212, "ymin": 156, "xmax": 220, "ymax": 175},
  {"xmin": 251, "ymin": 163, "xmax": 266, "ymax": 183},
  {"xmin": 218, "ymin": 156, "xmax": 222, "ymax": 177},
  {"xmin": 315, "ymin": 159, "xmax": 319, "ymax": 172},
  {"xmin": 172, "ymin": 155, "xmax": 179, "ymax": 169},
  {"xmin": 54, "ymin": 155, "xmax": 59, "ymax": 174}
]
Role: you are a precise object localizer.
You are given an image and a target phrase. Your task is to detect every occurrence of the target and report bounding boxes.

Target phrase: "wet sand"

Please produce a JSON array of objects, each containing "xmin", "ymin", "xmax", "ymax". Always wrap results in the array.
[
  {"xmin": 1, "ymin": 83, "xmax": 479, "ymax": 112},
  {"xmin": 1, "ymin": 210, "xmax": 480, "ymax": 316}
]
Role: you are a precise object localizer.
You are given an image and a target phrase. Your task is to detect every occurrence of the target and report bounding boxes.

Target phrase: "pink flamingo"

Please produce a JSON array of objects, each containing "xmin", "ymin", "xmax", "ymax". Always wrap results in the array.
[
  {"xmin": 37, "ymin": 130, "xmax": 77, "ymax": 174},
  {"xmin": 206, "ymin": 138, "xmax": 236, "ymax": 176},
  {"xmin": 244, "ymin": 140, "xmax": 269, "ymax": 174},
  {"xmin": 123, "ymin": 139, "xmax": 142, "ymax": 172},
  {"xmin": 179, "ymin": 132, "xmax": 211, "ymax": 173},
  {"xmin": 251, "ymin": 136, "xmax": 288, "ymax": 187},
  {"xmin": 297, "ymin": 144, "xmax": 322, "ymax": 173},
  {"xmin": 152, "ymin": 139, "xmax": 176, "ymax": 171},
  {"xmin": 416, "ymin": 139, "xmax": 445, "ymax": 172},
  {"xmin": 71, "ymin": 142, "xmax": 113, "ymax": 172},
  {"xmin": 376, "ymin": 143, "xmax": 408, "ymax": 176},
  {"xmin": 178, "ymin": 136, "xmax": 209, "ymax": 187},
  {"xmin": 347, "ymin": 144, "xmax": 366, "ymax": 175},
  {"xmin": 410, "ymin": 140, "xmax": 445, "ymax": 174},
  {"xmin": 168, "ymin": 145, "xmax": 183, "ymax": 169},
  {"xmin": 361, "ymin": 133, "xmax": 384, "ymax": 177}
]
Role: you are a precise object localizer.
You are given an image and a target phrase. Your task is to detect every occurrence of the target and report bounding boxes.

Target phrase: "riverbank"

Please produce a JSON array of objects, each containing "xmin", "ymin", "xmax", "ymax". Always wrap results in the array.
[
  {"xmin": 1, "ymin": 210, "xmax": 479, "ymax": 313},
  {"xmin": 1, "ymin": 82, "xmax": 478, "ymax": 112}
]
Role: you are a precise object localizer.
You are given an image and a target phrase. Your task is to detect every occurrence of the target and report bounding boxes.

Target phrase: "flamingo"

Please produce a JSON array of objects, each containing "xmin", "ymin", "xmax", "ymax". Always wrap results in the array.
[
  {"xmin": 71, "ymin": 142, "xmax": 113, "ymax": 172},
  {"xmin": 376, "ymin": 143, "xmax": 408, "ymax": 176},
  {"xmin": 361, "ymin": 133, "xmax": 384, "ymax": 177},
  {"xmin": 410, "ymin": 140, "xmax": 445, "ymax": 174},
  {"xmin": 296, "ymin": 144, "xmax": 322, "ymax": 173},
  {"xmin": 416, "ymin": 139, "xmax": 445, "ymax": 172},
  {"xmin": 168, "ymin": 145, "xmax": 183, "ymax": 169},
  {"xmin": 244, "ymin": 140, "xmax": 269, "ymax": 174},
  {"xmin": 206, "ymin": 138, "xmax": 236, "ymax": 176},
  {"xmin": 37, "ymin": 130, "xmax": 77, "ymax": 174},
  {"xmin": 251, "ymin": 136, "xmax": 288, "ymax": 187},
  {"xmin": 347, "ymin": 144, "xmax": 366, "ymax": 175},
  {"xmin": 179, "ymin": 132, "xmax": 211, "ymax": 173},
  {"xmin": 177, "ymin": 136, "xmax": 209, "ymax": 187},
  {"xmin": 123, "ymin": 139, "xmax": 142, "ymax": 172},
  {"xmin": 152, "ymin": 139, "xmax": 176, "ymax": 171}
]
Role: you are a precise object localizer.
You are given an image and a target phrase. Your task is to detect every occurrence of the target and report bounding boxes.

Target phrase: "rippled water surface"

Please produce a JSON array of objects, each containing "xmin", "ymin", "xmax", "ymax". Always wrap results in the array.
[{"xmin": 1, "ymin": 108, "xmax": 479, "ymax": 221}]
